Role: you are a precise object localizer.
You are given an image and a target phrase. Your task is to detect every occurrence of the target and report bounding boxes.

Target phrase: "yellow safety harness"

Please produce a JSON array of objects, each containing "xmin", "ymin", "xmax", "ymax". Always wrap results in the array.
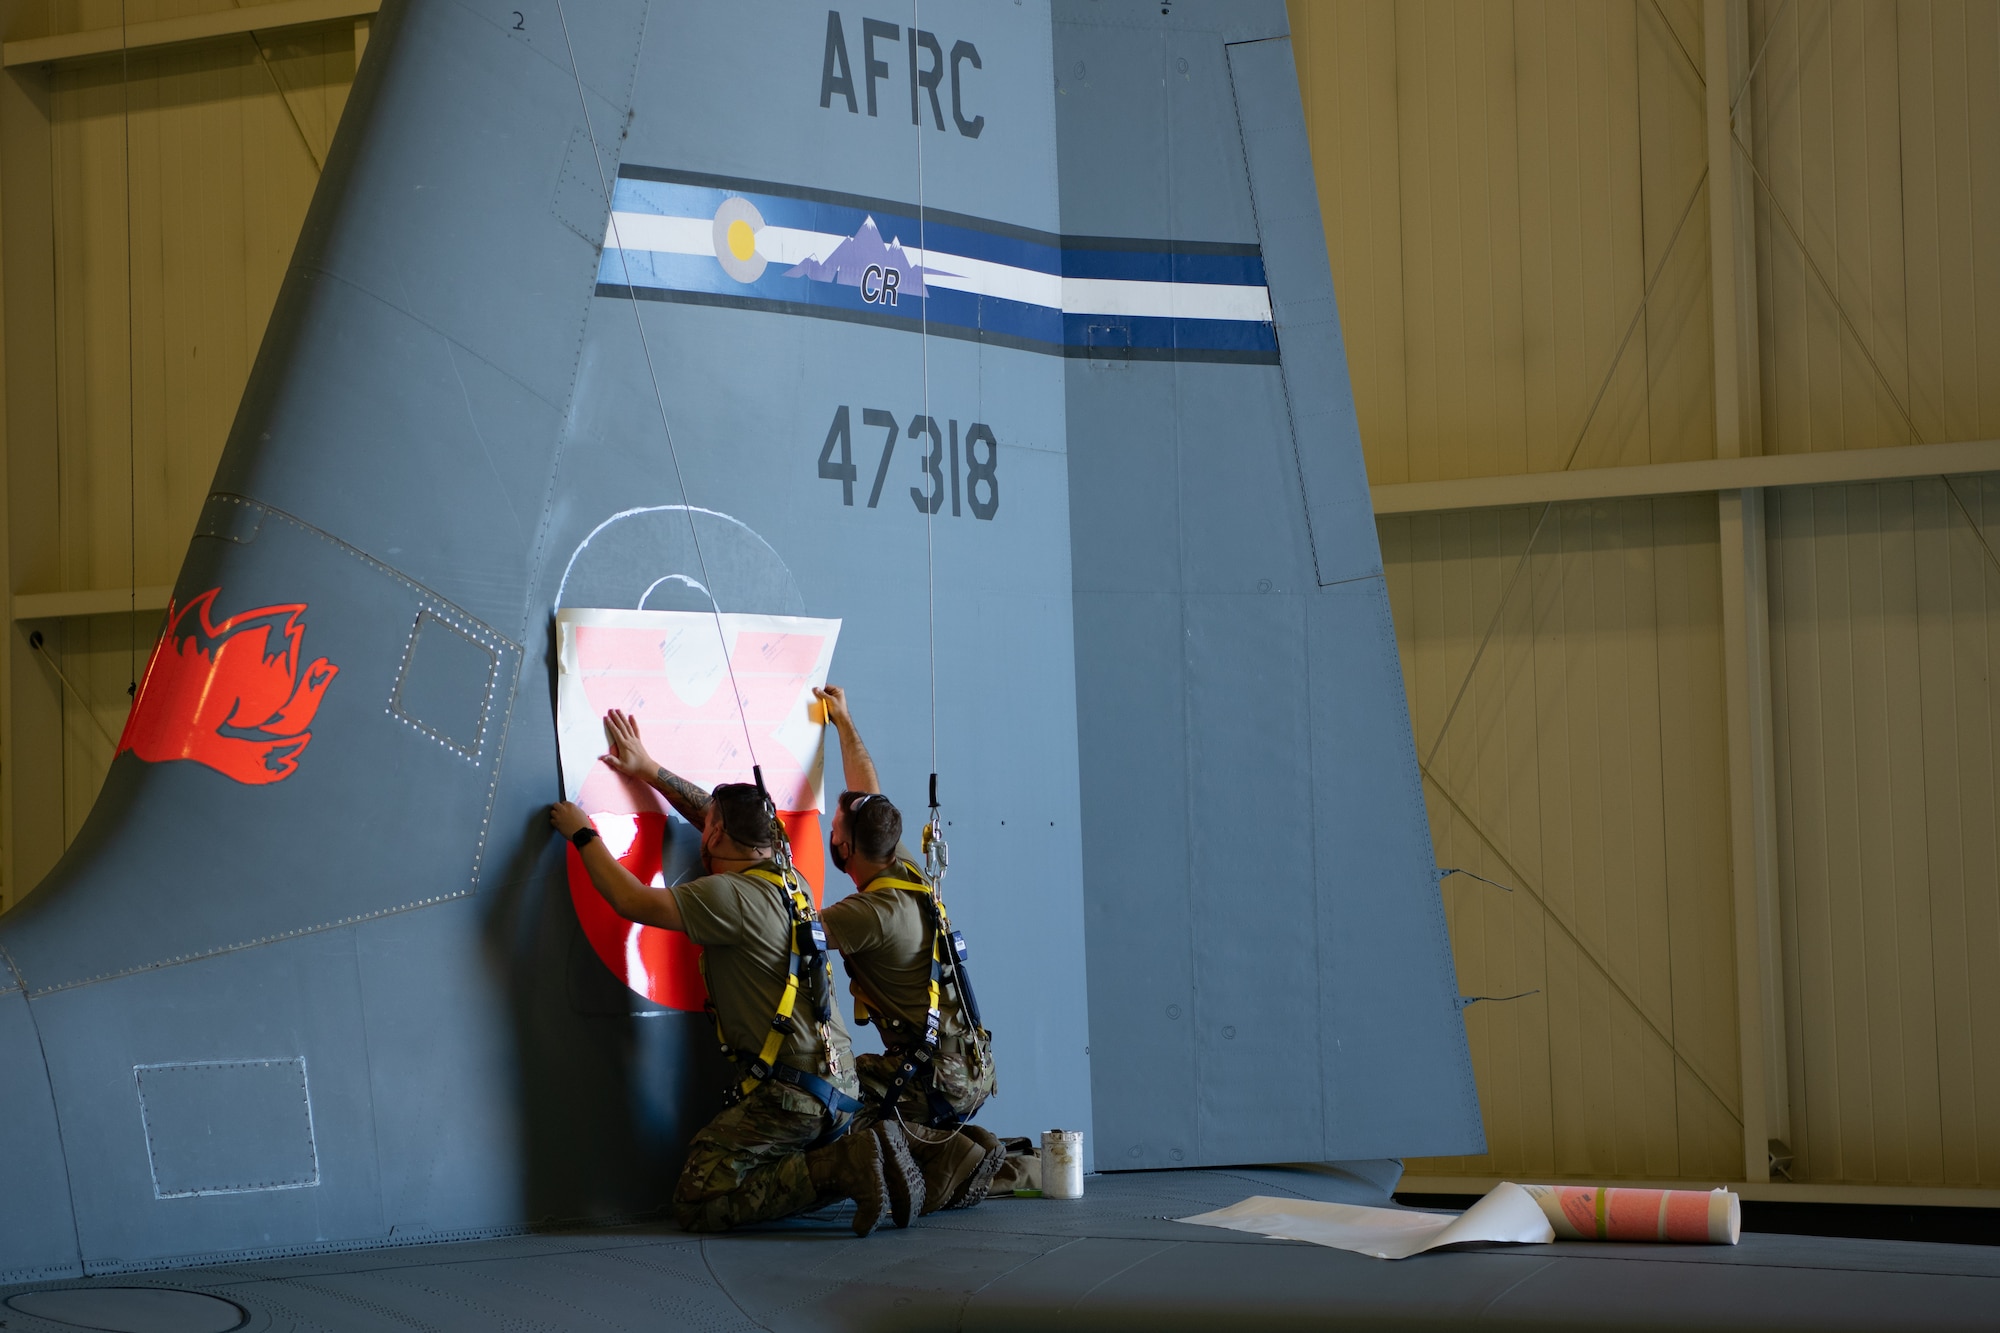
[
  {"xmin": 852, "ymin": 855, "xmax": 988, "ymax": 1125},
  {"xmin": 702, "ymin": 862, "xmax": 859, "ymax": 1125},
  {"xmin": 852, "ymin": 863, "xmax": 945, "ymax": 1042}
]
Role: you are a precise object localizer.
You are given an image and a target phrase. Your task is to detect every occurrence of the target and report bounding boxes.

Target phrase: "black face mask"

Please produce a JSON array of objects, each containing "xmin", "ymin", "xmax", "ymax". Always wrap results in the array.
[{"xmin": 829, "ymin": 839, "xmax": 851, "ymax": 873}]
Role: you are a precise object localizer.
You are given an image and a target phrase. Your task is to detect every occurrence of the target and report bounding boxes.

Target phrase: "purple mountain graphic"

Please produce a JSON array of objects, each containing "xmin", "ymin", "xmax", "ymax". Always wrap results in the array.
[{"xmin": 783, "ymin": 216, "xmax": 951, "ymax": 296}]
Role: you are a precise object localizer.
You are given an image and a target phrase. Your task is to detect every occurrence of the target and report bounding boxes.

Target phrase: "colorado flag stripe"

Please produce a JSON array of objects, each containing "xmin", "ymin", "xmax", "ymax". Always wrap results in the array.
[{"xmin": 595, "ymin": 166, "xmax": 1279, "ymax": 364}]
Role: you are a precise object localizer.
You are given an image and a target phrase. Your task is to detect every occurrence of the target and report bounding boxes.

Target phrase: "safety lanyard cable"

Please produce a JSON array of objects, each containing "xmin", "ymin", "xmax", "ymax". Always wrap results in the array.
[
  {"xmin": 122, "ymin": 0, "xmax": 137, "ymax": 700},
  {"xmin": 910, "ymin": 2, "xmax": 953, "ymax": 913},
  {"xmin": 914, "ymin": 0, "xmax": 938, "ymax": 786},
  {"xmin": 904, "ymin": 4, "xmax": 974, "ymax": 1122},
  {"xmin": 549, "ymin": 0, "xmax": 759, "ymax": 772}
]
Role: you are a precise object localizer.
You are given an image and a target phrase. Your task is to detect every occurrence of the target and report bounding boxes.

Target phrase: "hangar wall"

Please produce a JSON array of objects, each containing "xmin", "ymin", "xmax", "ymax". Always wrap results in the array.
[
  {"xmin": 0, "ymin": 0, "xmax": 366, "ymax": 895},
  {"xmin": 1292, "ymin": 0, "xmax": 2000, "ymax": 1196},
  {"xmin": 2, "ymin": 0, "xmax": 1998, "ymax": 1202}
]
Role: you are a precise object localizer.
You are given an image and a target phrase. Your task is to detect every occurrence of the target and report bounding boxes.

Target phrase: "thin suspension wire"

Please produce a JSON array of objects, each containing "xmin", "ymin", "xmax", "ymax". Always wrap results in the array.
[
  {"xmin": 914, "ymin": 1, "xmax": 938, "ymax": 790},
  {"xmin": 1439, "ymin": 867, "xmax": 1514, "ymax": 893},
  {"xmin": 903, "ymin": 7, "xmax": 982, "ymax": 1134},
  {"xmin": 549, "ymin": 0, "xmax": 758, "ymax": 772},
  {"xmin": 123, "ymin": 0, "xmax": 137, "ymax": 697},
  {"xmin": 1460, "ymin": 990, "xmax": 1541, "ymax": 1007}
]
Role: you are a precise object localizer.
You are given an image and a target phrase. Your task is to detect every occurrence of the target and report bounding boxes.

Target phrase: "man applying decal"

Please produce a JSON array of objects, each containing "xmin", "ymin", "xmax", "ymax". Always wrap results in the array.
[
  {"xmin": 549, "ymin": 709, "xmax": 927, "ymax": 1236},
  {"xmin": 812, "ymin": 684, "xmax": 1007, "ymax": 1212}
]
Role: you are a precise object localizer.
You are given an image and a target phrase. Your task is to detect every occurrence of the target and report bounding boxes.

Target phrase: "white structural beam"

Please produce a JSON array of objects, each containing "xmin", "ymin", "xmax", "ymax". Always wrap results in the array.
[
  {"xmin": 1369, "ymin": 437, "xmax": 2000, "ymax": 515},
  {"xmin": 1707, "ymin": 0, "xmax": 1786, "ymax": 1186},
  {"xmin": 1719, "ymin": 486, "xmax": 1787, "ymax": 1180},
  {"xmin": 11, "ymin": 586, "xmax": 172, "ymax": 621}
]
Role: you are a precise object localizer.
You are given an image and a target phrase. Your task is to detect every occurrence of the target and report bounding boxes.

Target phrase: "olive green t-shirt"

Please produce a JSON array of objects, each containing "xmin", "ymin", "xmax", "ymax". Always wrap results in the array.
[
  {"xmin": 671, "ymin": 863, "xmax": 857, "ymax": 1088},
  {"xmin": 821, "ymin": 846, "xmax": 968, "ymax": 1043}
]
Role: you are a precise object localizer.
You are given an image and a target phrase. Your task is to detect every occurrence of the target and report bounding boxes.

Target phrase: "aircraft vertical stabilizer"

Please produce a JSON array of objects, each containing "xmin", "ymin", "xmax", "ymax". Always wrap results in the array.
[{"xmin": 0, "ymin": 0, "xmax": 1477, "ymax": 1278}]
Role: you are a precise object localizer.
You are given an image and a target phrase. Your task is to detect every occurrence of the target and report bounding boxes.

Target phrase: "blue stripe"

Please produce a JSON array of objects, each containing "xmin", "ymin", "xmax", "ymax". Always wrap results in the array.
[
  {"xmin": 1062, "ymin": 313, "xmax": 1279, "ymax": 355},
  {"xmin": 1059, "ymin": 249, "xmax": 1267, "ymax": 286}
]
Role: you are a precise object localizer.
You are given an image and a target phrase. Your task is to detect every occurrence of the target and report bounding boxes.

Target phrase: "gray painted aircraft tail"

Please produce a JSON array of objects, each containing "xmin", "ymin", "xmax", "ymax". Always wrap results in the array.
[{"xmin": 0, "ymin": 0, "xmax": 1479, "ymax": 1279}]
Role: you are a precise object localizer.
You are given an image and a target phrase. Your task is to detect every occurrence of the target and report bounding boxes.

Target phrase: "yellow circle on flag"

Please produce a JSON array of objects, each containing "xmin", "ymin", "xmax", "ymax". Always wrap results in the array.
[{"xmin": 711, "ymin": 197, "xmax": 768, "ymax": 283}]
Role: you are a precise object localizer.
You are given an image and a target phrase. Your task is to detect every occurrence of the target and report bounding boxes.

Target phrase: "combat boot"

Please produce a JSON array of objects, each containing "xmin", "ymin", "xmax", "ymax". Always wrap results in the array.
[
  {"xmin": 874, "ymin": 1121, "xmax": 927, "ymax": 1227},
  {"xmin": 943, "ymin": 1124, "xmax": 1005, "ymax": 1210},
  {"xmin": 806, "ymin": 1130, "xmax": 893, "ymax": 1236},
  {"xmin": 901, "ymin": 1122, "xmax": 1004, "ymax": 1213}
]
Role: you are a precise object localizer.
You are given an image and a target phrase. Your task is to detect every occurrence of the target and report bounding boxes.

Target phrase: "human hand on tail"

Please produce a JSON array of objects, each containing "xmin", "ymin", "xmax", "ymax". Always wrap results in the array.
[
  {"xmin": 549, "ymin": 801, "xmax": 593, "ymax": 839},
  {"xmin": 600, "ymin": 708, "xmax": 657, "ymax": 780}
]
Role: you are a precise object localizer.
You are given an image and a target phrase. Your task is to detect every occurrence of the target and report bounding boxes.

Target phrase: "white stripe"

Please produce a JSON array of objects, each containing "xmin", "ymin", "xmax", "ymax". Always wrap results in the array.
[
  {"xmin": 605, "ymin": 210, "xmax": 1273, "ymax": 324},
  {"xmin": 908, "ymin": 247, "xmax": 1061, "ymax": 307},
  {"xmin": 604, "ymin": 211, "xmax": 710, "ymax": 255},
  {"xmin": 1061, "ymin": 277, "xmax": 1273, "ymax": 322}
]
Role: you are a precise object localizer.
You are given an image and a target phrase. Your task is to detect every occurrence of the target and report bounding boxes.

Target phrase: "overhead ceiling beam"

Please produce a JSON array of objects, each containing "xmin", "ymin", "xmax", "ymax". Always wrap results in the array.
[
  {"xmin": 1370, "ymin": 438, "xmax": 2000, "ymax": 515},
  {"xmin": 3, "ymin": 0, "xmax": 379, "ymax": 68}
]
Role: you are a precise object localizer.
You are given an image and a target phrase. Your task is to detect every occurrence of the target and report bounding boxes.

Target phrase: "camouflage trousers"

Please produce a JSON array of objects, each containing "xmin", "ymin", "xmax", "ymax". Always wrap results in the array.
[
  {"xmin": 671, "ymin": 1080, "xmax": 851, "ymax": 1233},
  {"xmin": 853, "ymin": 1045, "xmax": 997, "ymax": 1130}
]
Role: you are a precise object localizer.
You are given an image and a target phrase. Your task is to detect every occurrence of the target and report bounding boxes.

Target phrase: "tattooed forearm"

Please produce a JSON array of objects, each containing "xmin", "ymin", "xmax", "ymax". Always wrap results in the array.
[
  {"xmin": 831, "ymin": 717, "xmax": 881, "ymax": 795},
  {"xmin": 653, "ymin": 766, "xmax": 713, "ymax": 824}
]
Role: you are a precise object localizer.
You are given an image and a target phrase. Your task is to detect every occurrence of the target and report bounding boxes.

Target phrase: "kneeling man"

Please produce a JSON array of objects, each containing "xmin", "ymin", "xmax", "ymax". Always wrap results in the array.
[
  {"xmin": 813, "ymin": 685, "xmax": 1004, "ymax": 1210},
  {"xmin": 550, "ymin": 709, "xmax": 925, "ymax": 1235}
]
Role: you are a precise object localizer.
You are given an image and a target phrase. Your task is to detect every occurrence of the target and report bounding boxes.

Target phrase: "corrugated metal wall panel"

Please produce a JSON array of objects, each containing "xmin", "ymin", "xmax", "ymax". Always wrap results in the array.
[
  {"xmin": 1380, "ymin": 497, "xmax": 1742, "ymax": 1181},
  {"xmin": 1748, "ymin": 0, "xmax": 2000, "ymax": 453},
  {"xmin": 1632, "ymin": 0, "xmax": 1716, "ymax": 469},
  {"xmin": 1296, "ymin": 0, "xmax": 1739, "ymax": 1181},
  {"xmin": 44, "ymin": 27, "xmax": 347, "ymax": 839},
  {"xmin": 1391, "ymin": 0, "xmax": 1532, "ymax": 484},
  {"xmin": 1769, "ymin": 475, "xmax": 2000, "ymax": 1186},
  {"xmin": 1297, "ymin": 0, "xmax": 2000, "ymax": 1189},
  {"xmin": 1288, "ymin": 0, "xmax": 1409, "ymax": 484},
  {"xmin": 1291, "ymin": 0, "xmax": 1716, "ymax": 488},
  {"xmin": 1894, "ymin": 2, "xmax": 2000, "ymax": 446}
]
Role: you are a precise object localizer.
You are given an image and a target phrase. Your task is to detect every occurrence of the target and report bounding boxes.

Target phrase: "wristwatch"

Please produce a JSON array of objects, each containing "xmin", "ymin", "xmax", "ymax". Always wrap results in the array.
[{"xmin": 570, "ymin": 825, "xmax": 599, "ymax": 850}]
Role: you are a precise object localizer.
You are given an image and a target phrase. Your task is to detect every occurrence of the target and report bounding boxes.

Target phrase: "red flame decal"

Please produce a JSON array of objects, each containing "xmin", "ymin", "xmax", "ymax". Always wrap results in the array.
[{"xmin": 117, "ymin": 587, "xmax": 339, "ymax": 784}]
